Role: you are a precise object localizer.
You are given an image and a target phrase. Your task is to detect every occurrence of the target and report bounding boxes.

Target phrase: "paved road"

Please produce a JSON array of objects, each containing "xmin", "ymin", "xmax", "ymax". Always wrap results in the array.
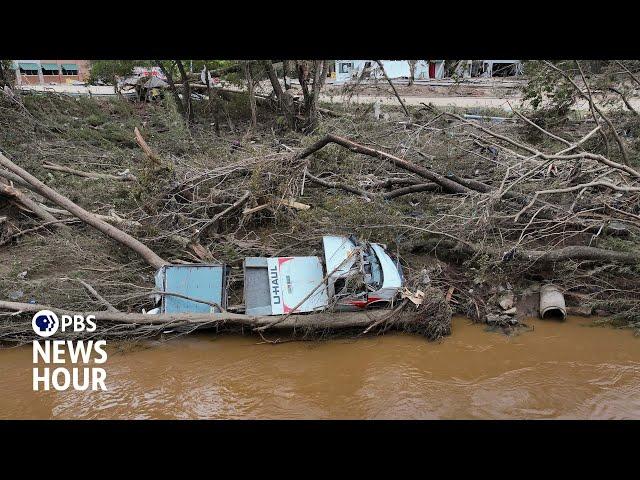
[
  {"xmin": 319, "ymin": 92, "xmax": 640, "ymax": 113},
  {"xmin": 321, "ymin": 93, "xmax": 522, "ymax": 110},
  {"xmin": 18, "ymin": 83, "xmax": 638, "ymax": 113},
  {"xmin": 18, "ymin": 84, "xmax": 117, "ymax": 96}
]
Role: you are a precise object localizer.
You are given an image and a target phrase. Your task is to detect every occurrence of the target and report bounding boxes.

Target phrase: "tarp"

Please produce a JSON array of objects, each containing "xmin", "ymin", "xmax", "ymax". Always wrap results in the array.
[{"xmin": 143, "ymin": 76, "xmax": 168, "ymax": 89}]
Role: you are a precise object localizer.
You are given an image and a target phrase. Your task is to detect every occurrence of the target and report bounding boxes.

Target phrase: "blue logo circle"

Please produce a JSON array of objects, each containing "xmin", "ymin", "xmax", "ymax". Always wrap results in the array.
[{"xmin": 32, "ymin": 310, "xmax": 59, "ymax": 337}]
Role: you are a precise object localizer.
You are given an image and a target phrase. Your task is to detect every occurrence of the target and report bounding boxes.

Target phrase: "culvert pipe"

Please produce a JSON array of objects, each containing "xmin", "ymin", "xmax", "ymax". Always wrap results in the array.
[{"xmin": 539, "ymin": 284, "xmax": 566, "ymax": 320}]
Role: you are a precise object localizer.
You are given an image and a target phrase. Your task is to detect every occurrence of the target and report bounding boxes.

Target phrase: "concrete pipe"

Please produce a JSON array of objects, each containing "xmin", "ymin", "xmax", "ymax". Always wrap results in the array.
[{"xmin": 539, "ymin": 284, "xmax": 566, "ymax": 320}]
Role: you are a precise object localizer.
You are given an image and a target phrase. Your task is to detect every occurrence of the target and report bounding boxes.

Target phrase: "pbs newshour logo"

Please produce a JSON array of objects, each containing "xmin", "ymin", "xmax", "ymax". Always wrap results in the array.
[
  {"xmin": 32, "ymin": 310, "xmax": 59, "ymax": 337},
  {"xmin": 31, "ymin": 309, "xmax": 107, "ymax": 392}
]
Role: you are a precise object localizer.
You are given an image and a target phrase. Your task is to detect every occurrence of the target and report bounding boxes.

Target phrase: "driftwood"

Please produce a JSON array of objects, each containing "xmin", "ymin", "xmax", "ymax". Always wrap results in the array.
[
  {"xmin": 0, "ymin": 173, "xmax": 138, "ymax": 229},
  {"xmin": 0, "ymin": 181, "xmax": 58, "ymax": 223},
  {"xmin": 0, "ymin": 150, "xmax": 168, "ymax": 270},
  {"xmin": 305, "ymin": 171, "xmax": 374, "ymax": 200},
  {"xmin": 0, "ymin": 168, "xmax": 31, "ymax": 189},
  {"xmin": 306, "ymin": 171, "xmax": 439, "ymax": 201},
  {"xmin": 383, "ymin": 183, "xmax": 440, "ymax": 199},
  {"xmin": 280, "ymin": 198, "xmax": 311, "ymax": 210},
  {"xmin": 519, "ymin": 245, "xmax": 640, "ymax": 264},
  {"xmin": 194, "ymin": 190, "xmax": 251, "ymax": 241},
  {"xmin": 134, "ymin": 127, "xmax": 163, "ymax": 166},
  {"xmin": 368, "ymin": 177, "xmax": 424, "ymax": 189},
  {"xmin": 61, "ymin": 277, "xmax": 119, "ymax": 313},
  {"xmin": 0, "ymin": 218, "xmax": 78, "ymax": 245},
  {"xmin": 294, "ymin": 132, "xmax": 562, "ymax": 216},
  {"xmin": 43, "ymin": 161, "xmax": 136, "ymax": 181},
  {"xmin": 414, "ymin": 235, "xmax": 640, "ymax": 265},
  {"xmin": 40, "ymin": 205, "xmax": 141, "ymax": 228},
  {"xmin": 295, "ymin": 134, "xmax": 471, "ymax": 194},
  {"xmin": 0, "ymin": 299, "xmax": 409, "ymax": 331}
]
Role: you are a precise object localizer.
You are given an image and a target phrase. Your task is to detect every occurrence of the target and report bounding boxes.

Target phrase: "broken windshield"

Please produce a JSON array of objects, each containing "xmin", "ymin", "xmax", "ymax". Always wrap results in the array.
[{"xmin": 365, "ymin": 246, "xmax": 383, "ymax": 290}]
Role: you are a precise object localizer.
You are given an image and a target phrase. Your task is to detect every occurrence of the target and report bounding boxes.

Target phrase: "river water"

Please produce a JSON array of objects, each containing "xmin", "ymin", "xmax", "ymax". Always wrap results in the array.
[{"xmin": 1, "ymin": 316, "xmax": 639, "ymax": 419}]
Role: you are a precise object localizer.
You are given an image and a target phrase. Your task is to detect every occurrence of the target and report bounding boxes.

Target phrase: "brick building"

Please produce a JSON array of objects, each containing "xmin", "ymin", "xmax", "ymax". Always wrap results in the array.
[{"xmin": 12, "ymin": 60, "xmax": 91, "ymax": 85}]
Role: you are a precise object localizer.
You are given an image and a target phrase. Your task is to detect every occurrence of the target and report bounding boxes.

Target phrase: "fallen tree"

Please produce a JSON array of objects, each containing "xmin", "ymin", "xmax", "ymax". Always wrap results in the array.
[
  {"xmin": 412, "ymin": 234, "xmax": 640, "ymax": 265},
  {"xmin": 0, "ymin": 180, "xmax": 59, "ymax": 223},
  {"xmin": 0, "ymin": 150, "xmax": 168, "ymax": 270},
  {"xmin": 295, "ymin": 133, "xmax": 471, "ymax": 194},
  {"xmin": 42, "ymin": 161, "xmax": 136, "ymax": 182},
  {"xmin": 0, "ymin": 297, "xmax": 451, "ymax": 341}
]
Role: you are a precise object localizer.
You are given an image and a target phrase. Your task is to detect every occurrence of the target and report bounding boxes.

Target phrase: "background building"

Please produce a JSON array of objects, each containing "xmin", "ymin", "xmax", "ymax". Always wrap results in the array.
[
  {"xmin": 335, "ymin": 60, "xmax": 427, "ymax": 83},
  {"xmin": 334, "ymin": 60, "xmax": 521, "ymax": 83},
  {"xmin": 12, "ymin": 60, "xmax": 91, "ymax": 85}
]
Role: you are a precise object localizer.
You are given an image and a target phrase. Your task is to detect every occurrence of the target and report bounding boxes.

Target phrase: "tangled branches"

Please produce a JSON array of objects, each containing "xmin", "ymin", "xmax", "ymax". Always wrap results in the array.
[{"xmin": 3, "ymin": 84, "xmax": 640, "ymax": 343}]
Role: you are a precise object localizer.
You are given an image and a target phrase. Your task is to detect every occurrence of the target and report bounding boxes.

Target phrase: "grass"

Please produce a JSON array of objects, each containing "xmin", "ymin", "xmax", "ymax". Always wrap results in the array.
[{"xmin": 2, "ymin": 90, "xmax": 640, "ymax": 335}]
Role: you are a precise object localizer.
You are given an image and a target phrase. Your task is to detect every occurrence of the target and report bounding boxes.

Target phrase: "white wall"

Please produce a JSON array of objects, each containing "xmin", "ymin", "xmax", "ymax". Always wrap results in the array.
[{"xmin": 335, "ymin": 60, "xmax": 434, "ymax": 82}]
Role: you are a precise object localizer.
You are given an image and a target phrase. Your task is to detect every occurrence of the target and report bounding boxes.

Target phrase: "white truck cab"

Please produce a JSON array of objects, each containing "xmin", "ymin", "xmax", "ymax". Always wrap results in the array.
[{"xmin": 244, "ymin": 235, "xmax": 404, "ymax": 315}]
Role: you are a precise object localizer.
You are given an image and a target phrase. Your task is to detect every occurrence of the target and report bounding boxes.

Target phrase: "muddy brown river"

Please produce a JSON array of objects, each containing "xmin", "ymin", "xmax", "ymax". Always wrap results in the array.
[{"xmin": 1, "ymin": 316, "xmax": 639, "ymax": 419}]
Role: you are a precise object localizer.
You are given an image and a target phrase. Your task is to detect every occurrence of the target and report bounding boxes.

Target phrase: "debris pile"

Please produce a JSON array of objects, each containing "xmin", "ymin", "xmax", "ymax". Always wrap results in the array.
[
  {"xmin": 2, "ymin": 84, "xmax": 640, "ymax": 343},
  {"xmin": 399, "ymin": 287, "xmax": 452, "ymax": 340}
]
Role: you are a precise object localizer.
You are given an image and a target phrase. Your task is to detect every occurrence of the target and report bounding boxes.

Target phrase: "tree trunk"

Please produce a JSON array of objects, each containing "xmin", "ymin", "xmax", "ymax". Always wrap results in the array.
[
  {"xmin": 414, "ymin": 237, "xmax": 640, "ymax": 266},
  {"xmin": 294, "ymin": 133, "xmax": 470, "ymax": 194},
  {"xmin": 282, "ymin": 59, "xmax": 290, "ymax": 90},
  {"xmin": 307, "ymin": 60, "xmax": 327, "ymax": 129},
  {"xmin": 408, "ymin": 60, "xmax": 416, "ymax": 86},
  {"xmin": 0, "ymin": 180, "xmax": 59, "ymax": 223},
  {"xmin": 0, "ymin": 299, "xmax": 419, "ymax": 332},
  {"xmin": 0, "ymin": 61, "xmax": 8, "ymax": 89},
  {"xmin": 244, "ymin": 62, "xmax": 257, "ymax": 130},
  {"xmin": 262, "ymin": 60, "xmax": 295, "ymax": 129},
  {"xmin": 203, "ymin": 65, "xmax": 221, "ymax": 136},
  {"xmin": 296, "ymin": 60, "xmax": 326, "ymax": 130},
  {"xmin": 0, "ymin": 151, "xmax": 168, "ymax": 270},
  {"xmin": 175, "ymin": 60, "xmax": 194, "ymax": 124},
  {"xmin": 156, "ymin": 60, "xmax": 187, "ymax": 122}
]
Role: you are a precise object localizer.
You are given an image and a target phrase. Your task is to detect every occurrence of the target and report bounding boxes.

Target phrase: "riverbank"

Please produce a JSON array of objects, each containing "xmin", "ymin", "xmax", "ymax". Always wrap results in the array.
[
  {"xmin": 1, "ymin": 316, "xmax": 638, "ymax": 419},
  {"xmin": 1, "ymin": 89, "xmax": 640, "ymax": 343}
]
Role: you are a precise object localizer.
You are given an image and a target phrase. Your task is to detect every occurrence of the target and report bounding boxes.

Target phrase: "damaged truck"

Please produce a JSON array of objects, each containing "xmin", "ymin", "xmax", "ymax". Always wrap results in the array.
[{"xmin": 151, "ymin": 235, "xmax": 404, "ymax": 316}]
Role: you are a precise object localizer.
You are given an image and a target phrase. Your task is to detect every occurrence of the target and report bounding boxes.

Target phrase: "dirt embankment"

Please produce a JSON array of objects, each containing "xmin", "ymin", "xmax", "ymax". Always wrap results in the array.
[{"xmin": 1, "ymin": 90, "xmax": 640, "ymax": 342}]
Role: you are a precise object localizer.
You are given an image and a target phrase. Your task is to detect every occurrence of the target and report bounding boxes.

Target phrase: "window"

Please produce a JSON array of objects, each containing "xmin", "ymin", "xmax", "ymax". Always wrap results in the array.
[
  {"xmin": 41, "ymin": 64, "xmax": 60, "ymax": 75},
  {"xmin": 491, "ymin": 62, "xmax": 517, "ymax": 77},
  {"xmin": 61, "ymin": 64, "xmax": 79, "ymax": 76},
  {"xmin": 18, "ymin": 63, "xmax": 39, "ymax": 75},
  {"xmin": 366, "ymin": 247, "xmax": 383, "ymax": 290},
  {"xmin": 339, "ymin": 62, "xmax": 353, "ymax": 74}
]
